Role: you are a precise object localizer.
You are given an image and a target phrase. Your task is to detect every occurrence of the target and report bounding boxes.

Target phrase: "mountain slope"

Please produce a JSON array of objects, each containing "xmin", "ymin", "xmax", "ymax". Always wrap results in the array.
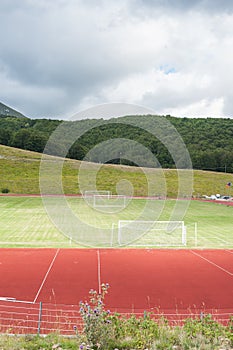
[{"xmin": 0, "ymin": 101, "xmax": 27, "ymax": 118}]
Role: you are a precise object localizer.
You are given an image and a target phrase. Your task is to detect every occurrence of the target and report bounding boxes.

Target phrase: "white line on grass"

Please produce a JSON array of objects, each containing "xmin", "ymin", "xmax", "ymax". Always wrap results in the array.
[
  {"xmin": 33, "ymin": 249, "xmax": 60, "ymax": 303},
  {"xmin": 190, "ymin": 250, "xmax": 233, "ymax": 276}
]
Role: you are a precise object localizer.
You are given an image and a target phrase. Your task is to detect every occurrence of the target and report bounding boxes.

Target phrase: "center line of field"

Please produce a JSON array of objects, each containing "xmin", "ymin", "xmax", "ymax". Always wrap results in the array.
[
  {"xmin": 97, "ymin": 250, "xmax": 101, "ymax": 294},
  {"xmin": 33, "ymin": 249, "xmax": 60, "ymax": 303},
  {"xmin": 190, "ymin": 250, "xmax": 233, "ymax": 277}
]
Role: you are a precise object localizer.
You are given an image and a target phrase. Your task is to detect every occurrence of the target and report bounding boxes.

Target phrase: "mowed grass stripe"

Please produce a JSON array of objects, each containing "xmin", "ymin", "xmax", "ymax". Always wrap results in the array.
[
  {"xmin": 0, "ymin": 196, "xmax": 232, "ymax": 248},
  {"xmin": 0, "ymin": 197, "xmax": 72, "ymax": 246}
]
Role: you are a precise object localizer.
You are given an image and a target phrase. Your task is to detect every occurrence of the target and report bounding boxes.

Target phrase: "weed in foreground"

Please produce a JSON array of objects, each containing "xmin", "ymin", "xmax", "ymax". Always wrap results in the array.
[{"xmin": 78, "ymin": 284, "xmax": 233, "ymax": 350}]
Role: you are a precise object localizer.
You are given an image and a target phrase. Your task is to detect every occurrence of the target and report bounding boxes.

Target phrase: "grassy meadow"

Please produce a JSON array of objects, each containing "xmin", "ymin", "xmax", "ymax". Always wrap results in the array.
[{"xmin": 1, "ymin": 144, "xmax": 233, "ymax": 197}]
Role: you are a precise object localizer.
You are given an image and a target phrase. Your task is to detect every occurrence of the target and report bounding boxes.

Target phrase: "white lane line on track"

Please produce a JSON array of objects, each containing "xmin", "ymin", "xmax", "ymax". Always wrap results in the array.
[
  {"xmin": 225, "ymin": 250, "xmax": 233, "ymax": 255},
  {"xmin": 0, "ymin": 298, "xmax": 34, "ymax": 304},
  {"xmin": 33, "ymin": 249, "xmax": 60, "ymax": 303},
  {"xmin": 97, "ymin": 249, "xmax": 101, "ymax": 294},
  {"xmin": 190, "ymin": 250, "xmax": 233, "ymax": 277}
]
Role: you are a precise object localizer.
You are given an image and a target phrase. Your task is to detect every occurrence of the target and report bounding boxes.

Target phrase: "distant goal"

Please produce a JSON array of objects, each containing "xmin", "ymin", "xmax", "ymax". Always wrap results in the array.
[
  {"xmin": 83, "ymin": 191, "xmax": 127, "ymax": 213},
  {"xmin": 116, "ymin": 220, "xmax": 186, "ymax": 247},
  {"xmin": 93, "ymin": 195, "xmax": 126, "ymax": 208},
  {"xmin": 83, "ymin": 190, "xmax": 111, "ymax": 198}
]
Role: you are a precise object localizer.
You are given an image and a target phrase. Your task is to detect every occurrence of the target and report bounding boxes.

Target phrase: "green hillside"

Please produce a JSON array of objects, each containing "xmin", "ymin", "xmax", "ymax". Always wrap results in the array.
[
  {"xmin": 0, "ymin": 144, "xmax": 232, "ymax": 197},
  {"xmin": 0, "ymin": 114, "xmax": 233, "ymax": 173}
]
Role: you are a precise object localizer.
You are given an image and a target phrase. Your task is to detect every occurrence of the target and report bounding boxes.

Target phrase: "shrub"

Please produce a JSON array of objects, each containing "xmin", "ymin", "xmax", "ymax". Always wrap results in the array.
[
  {"xmin": 1, "ymin": 188, "xmax": 9, "ymax": 193},
  {"xmin": 78, "ymin": 285, "xmax": 233, "ymax": 350}
]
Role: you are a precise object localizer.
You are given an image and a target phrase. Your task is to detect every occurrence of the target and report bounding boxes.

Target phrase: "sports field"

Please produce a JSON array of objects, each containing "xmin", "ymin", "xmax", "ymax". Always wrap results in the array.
[
  {"xmin": 0, "ymin": 195, "xmax": 232, "ymax": 334},
  {"xmin": 0, "ymin": 195, "xmax": 232, "ymax": 248}
]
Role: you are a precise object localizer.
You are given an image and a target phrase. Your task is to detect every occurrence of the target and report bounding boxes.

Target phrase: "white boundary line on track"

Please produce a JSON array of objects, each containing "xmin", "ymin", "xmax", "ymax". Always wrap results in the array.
[
  {"xmin": 97, "ymin": 250, "xmax": 101, "ymax": 294},
  {"xmin": 190, "ymin": 250, "xmax": 233, "ymax": 277},
  {"xmin": 33, "ymin": 248, "xmax": 60, "ymax": 303},
  {"xmin": 0, "ymin": 297, "xmax": 34, "ymax": 304}
]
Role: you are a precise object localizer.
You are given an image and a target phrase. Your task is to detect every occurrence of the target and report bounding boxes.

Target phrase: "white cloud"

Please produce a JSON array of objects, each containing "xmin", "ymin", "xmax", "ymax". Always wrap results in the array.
[{"xmin": 0, "ymin": 0, "xmax": 233, "ymax": 118}]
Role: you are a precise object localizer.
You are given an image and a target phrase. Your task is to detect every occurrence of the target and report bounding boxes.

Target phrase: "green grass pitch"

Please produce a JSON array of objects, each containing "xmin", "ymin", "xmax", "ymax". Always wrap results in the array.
[{"xmin": 0, "ymin": 196, "xmax": 232, "ymax": 248}]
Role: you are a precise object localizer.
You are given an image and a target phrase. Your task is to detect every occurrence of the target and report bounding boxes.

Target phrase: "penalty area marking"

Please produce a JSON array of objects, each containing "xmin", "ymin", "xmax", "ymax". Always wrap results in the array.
[
  {"xmin": 190, "ymin": 250, "xmax": 233, "ymax": 277},
  {"xmin": 33, "ymin": 248, "xmax": 60, "ymax": 303}
]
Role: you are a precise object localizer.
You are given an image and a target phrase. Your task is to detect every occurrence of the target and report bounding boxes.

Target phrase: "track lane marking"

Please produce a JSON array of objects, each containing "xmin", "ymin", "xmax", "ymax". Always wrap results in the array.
[
  {"xmin": 190, "ymin": 250, "xmax": 233, "ymax": 277},
  {"xmin": 97, "ymin": 249, "xmax": 101, "ymax": 294},
  {"xmin": 225, "ymin": 250, "xmax": 233, "ymax": 255},
  {"xmin": 33, "ymin": 249, "xmax": 60, "ymax": 303}
]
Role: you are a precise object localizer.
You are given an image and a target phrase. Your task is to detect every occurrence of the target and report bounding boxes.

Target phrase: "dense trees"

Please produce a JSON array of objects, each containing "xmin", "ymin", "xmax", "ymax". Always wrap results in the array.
[{"xmin": 0, "ymin": 114, "xmax": 232, "ymax": 173}]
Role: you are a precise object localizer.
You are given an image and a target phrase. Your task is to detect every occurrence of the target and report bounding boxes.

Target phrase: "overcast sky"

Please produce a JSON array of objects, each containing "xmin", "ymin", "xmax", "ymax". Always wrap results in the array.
[{"xmin": 1, "ymin": 0, "xmax": 233, "ymax": 119}]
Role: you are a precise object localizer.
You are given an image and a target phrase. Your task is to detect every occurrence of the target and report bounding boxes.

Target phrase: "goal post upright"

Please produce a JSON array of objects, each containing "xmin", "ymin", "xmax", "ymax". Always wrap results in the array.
[{"xmin": 181, "ymin": 221, "xmax": 186, "ymax": 245}]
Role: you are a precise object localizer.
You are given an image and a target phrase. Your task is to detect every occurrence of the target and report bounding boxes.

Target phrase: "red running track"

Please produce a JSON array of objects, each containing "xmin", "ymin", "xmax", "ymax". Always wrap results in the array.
[{"xmin": 0, "ymin": 248, "xmax": 232, "ymax": 333}]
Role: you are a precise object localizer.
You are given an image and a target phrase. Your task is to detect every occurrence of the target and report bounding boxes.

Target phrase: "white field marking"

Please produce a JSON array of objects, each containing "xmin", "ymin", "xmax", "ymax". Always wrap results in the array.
[
  {"xmin": 33, "ymin": 249, "xmax": 60, "ymax": 303},
  {"xmin": 0, "ymin": 297, "xmax": 34, "ymax": 304},
  {"xmin": 190, "ymin": 250, "xmax": 233, "ymax": 277},
  {"xmin": 211, "ymin": 230, "xmax": 233, "ymax": 244},
  {"xmin": 0, "ymin": 297, "xmax": 16, "ymax": 301},
  {"xmin": 225, "ymin": 249, "xmax": 233, "ymax": 255},
  {"xmin": 97, "ymin": 250, "xmax": 101, "ymax": 295}
]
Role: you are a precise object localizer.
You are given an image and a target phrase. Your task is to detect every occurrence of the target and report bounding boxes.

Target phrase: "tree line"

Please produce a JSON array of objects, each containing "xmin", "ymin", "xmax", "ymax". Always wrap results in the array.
[{"xmin": 0, "ymin": 114, "xmax": 232, "ymax": 173}]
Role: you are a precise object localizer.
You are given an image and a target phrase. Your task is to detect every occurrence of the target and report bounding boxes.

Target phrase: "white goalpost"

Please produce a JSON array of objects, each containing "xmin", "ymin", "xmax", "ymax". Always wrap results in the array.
[
  {"xmin": 93, "ymin": 194, "xmax": 127, "ymax": 208},
  {"xmin": 117, "ymin": 220, "xmax": 187, "ymax": 247},
  {"xmin": 83, "ymin": 190, "xmax": 112, "ymax": 198},
  {"xmin": 83, "ymin": 190, "xmax": 127, "ymax": 212}
]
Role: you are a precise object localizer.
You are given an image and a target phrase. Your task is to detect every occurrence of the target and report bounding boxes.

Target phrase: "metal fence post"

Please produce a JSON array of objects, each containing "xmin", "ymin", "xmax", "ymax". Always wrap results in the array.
[{"xmin": 38, "ymin": 302, "xmax": 43, "ymax": 335}]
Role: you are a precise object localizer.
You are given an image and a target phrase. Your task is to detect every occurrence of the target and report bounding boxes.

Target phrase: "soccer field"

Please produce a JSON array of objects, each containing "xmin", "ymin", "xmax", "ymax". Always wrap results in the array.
[{"xmin": 0, "ymin": 196, "xmax": 232, "ymax": 248}]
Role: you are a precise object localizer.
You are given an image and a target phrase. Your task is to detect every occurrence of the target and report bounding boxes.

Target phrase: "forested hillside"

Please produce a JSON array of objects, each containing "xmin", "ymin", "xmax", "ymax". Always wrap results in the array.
[{"xmin": 0, "ymin": 114, "xmax": 232, "ymax": 173}]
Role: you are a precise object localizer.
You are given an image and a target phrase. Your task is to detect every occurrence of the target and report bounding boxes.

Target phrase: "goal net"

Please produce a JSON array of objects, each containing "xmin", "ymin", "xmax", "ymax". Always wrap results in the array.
[{"xmin": 117, "ymin": 220, "xmax": 186, "ymax": 247}]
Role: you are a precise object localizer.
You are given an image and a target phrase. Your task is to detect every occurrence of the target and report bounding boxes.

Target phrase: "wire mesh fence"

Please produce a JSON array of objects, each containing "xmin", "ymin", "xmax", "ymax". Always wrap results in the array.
[
  {"xmin": 0, "ymin": 300, "xmax": 232, "ymax": 335},
  {"xmin": 0, "ymin": 301, "xmax": 82, "ymax": 335}
]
